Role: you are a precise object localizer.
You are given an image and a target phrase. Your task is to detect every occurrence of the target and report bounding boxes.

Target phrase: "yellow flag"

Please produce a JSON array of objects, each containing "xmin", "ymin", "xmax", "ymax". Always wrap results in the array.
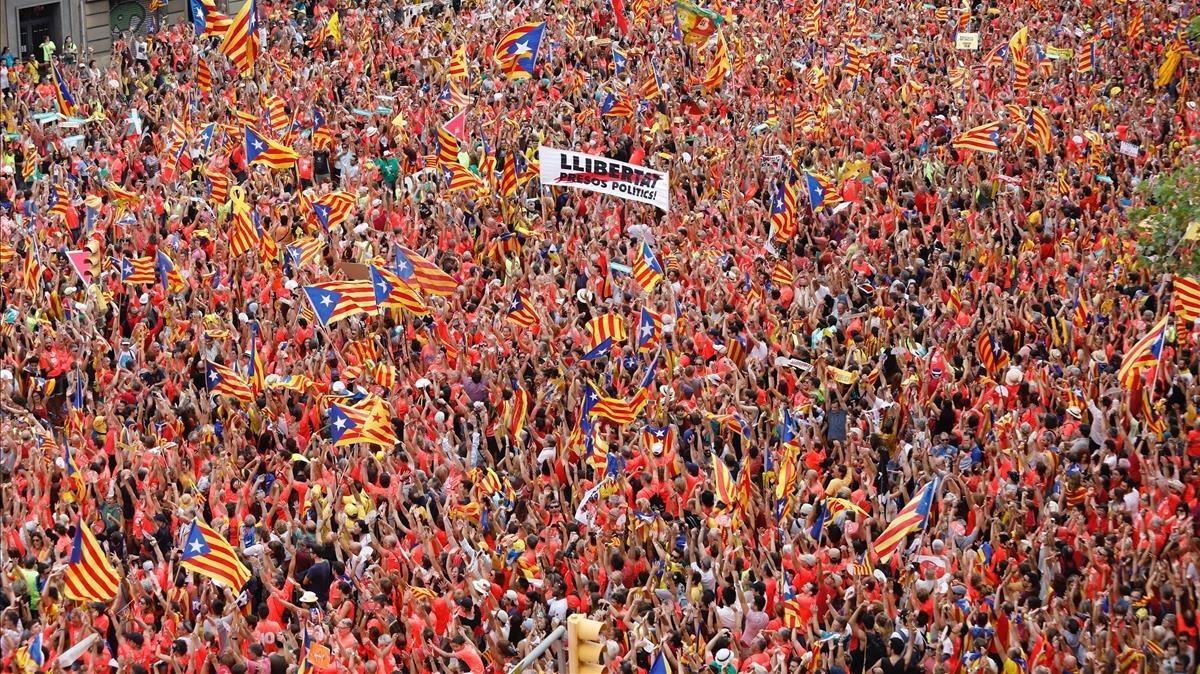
[
  {"xmin": 827, "ymin": 366, "xmax": 860, "ymax": 385},
  {"xmin": 1155, "ymin": 43, "xmax": 1182, "ymax": 88},
  {"xmin": 327, "ymin": 11, "xmax": 341, "ymax": 42}
]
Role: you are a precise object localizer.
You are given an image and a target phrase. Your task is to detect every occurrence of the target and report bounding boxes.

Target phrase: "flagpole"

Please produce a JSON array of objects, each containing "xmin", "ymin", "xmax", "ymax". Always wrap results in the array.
[{"xmin": 303, "ymin": 288, "xmax": 349, "ymax": 370}]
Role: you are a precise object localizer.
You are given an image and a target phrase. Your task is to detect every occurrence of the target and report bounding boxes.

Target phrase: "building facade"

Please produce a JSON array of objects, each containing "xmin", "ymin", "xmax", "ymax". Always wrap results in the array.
[{"xmin": 2, "ymin": 0, "xmax": 188, "ymax": 66}]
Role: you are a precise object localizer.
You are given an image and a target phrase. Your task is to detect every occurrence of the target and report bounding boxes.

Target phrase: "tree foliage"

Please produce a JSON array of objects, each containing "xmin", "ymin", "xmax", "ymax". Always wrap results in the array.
[{"xmin": 1130, "ymin": 161, "xmax": 1200, "ymax": 277}]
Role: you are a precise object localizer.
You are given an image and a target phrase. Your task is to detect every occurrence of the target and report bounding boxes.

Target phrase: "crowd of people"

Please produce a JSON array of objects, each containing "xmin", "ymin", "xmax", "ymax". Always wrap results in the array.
[{"xmin": 2, "ymin": 0, "xmax": 1200, "ymax": 671}]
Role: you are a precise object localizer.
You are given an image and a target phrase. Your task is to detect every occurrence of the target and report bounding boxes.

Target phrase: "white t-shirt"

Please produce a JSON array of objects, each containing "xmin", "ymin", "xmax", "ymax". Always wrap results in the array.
[
  {"xmin": 715, "ymin": 603, "xmax": 742, "ymax": 631},
  {"xmin": 1123, "ymin": 488, "xmax": 1140, "ymax": 515},
  {"xmin": 547, "ymin": 596, "xmax": 568, "ymax": 623}
]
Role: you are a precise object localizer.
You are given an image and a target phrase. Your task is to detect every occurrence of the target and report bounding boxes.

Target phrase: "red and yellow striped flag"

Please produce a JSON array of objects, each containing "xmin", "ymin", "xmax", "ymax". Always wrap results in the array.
[
  {"xmin": 712, "ymin": 454, "xmax": 737, "ymax": 507},
  {"xmin": 197, "ymin": 58, "xmax": 213, "ymax": 95},
  {"xmin": 586, "ymin": 313, "xmax": 628, "ymax": 349},
  {"xmin": 702, "ymin": 30, "xmax": 731, "ymax": 90},
  {"xmin": 446, "ymin": 163, "xmax": 486, "ymax": 193},
  {"xmin": 220, "ymin": 0, "xmax": 259, "ymax": 77},
  {"xmin": 64, "ymin": 520, "xmax": 121, "ymax": 603},
  {"xmin": 1173, "ymin": 276, "xmax": 1200, "ymax": 324}
]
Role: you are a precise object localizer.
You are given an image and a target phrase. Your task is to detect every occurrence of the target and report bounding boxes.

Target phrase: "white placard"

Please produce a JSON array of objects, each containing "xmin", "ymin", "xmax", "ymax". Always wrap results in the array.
[
  {"xmin": 955, "ymin": 32, "xmax": 980, "ymax": 50},
  {"xmin": 1119, "ymin": 141, "xmax": 1140, "ymax": 157},
  {"xmin": 538, "ymin": 146, "xmax": 671, "ymax": 211}
]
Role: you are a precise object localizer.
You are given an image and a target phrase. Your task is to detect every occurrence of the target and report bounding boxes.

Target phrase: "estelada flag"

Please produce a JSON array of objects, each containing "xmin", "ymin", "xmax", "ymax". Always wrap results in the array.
[
  {"xmin": 870, "ymin": 479, "xmax": 939, "ymax": 563},
  {"xmin": 180, "ymin": 520, "xmax": 252, "ymax": 590},
  {"xmin": 952, "ymin": 121, "xmax": 1002, "ymax": 154},
  {"xmin": 494, "ymin": 22, "xmax": 547, "ymax": 80}
]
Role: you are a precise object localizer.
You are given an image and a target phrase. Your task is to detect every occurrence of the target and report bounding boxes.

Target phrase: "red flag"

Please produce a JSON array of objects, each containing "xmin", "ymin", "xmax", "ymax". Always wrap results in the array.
[
  {"xmin": 65, "ymin": 250, "xmax": 92, "ymax": 285},
  {"xmin": 443, "ymin": 109, "xmax": 468, "ymax": 142},
  {"xmin": 612, "ymin": 0, "xmax": 630, "ymax": 34}
]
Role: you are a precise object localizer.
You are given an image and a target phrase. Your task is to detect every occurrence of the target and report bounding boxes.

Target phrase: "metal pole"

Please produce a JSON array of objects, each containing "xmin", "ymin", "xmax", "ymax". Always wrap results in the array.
[{"xmin": 509, "ymin": 624, "xmax": 567, "ymax": 674}]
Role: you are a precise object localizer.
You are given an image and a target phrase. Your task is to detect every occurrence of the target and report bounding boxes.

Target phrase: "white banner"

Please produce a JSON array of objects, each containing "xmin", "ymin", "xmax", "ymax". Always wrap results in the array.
[{"xmin": 538, "ymin": 146, "xmax": 670, "ymax": 211}]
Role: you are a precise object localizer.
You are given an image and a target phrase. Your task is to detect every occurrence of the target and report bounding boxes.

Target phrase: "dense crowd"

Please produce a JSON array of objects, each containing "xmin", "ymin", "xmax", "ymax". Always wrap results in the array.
[{"xmin": 3, "ymin": 0, "xmax": 1200, "ymax": 671}]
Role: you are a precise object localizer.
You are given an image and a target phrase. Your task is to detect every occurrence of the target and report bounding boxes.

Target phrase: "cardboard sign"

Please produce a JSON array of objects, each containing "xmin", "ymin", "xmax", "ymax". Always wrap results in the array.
[
  {"xmin": 308, "ymin": 643, "xmax": 332, "ymax": 668},
  {"xmin": 1119, "ymin": 141, "xmax": 1140, "ymax": 157},
  {"xmin": 955, "ymin": 32, "xmax": 980, "ymax": 50}
]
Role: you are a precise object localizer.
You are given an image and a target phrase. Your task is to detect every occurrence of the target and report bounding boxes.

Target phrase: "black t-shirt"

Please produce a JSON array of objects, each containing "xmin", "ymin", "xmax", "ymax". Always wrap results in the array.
[
  {"xmin": 851, "ymin": 630, "xmax": 888, "ymax": 673},
  {"xmin": 881, "ymin": 654, "xmax": 913, "ymax": 674},
  {"xmin": 313, "ymin": 150, "xmax": 331, "ymax": 175},
  {"xmin": 303, "ymin": 560, "xmax": 334, "ymax": 603}
]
